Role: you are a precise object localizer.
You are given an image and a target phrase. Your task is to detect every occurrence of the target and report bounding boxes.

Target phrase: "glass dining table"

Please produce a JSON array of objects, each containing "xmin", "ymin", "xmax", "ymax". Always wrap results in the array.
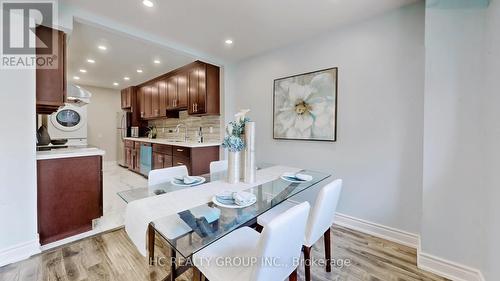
[{"xmin": 117, "ymin": 164, "xmax": 331, "ymax": 281}]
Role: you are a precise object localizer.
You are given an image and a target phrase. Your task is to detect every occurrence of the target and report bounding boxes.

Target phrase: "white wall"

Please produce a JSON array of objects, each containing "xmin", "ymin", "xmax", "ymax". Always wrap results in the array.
[
  {"xmin": 85, "ymin": 86, "xmax": 121, "ymax": 161},
  {"xmin": 422, "ymin": 3, "xmax": 487, "ymax": 272},
  {"xmin": 423, "ymin": 0, "xmax": 500, "ymax": 279},
  {"xmin": 484, "ymin": 1, "xmax": 500, "ymax": 280},
  {"xmin": 232, "ymin": 3, "xmax": 425, "ymax": 234},
  {"xmin": 0, "ymin": 13, "xmax": 40, "ymax": 266}
]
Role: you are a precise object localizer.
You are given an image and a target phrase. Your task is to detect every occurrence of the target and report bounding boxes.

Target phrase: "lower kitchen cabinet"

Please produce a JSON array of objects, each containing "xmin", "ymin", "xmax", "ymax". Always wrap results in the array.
[
  {"xmin": 171, "ymin": 145, "xmax": 220, "ymax": 176},
  {"xmin": 153, "ymin": 152, "xmax": 173, "ymax": 169},
  {"xmin": 125, "ymin": 140, "xmax": 220, "ymax": 177},
  {"xmin": 153, "ymin": 144, "xmax": 173, "ymax": 169},
  {"xmin": 37, "ymin": 156, "xmax": 103, "ymax": 245}
]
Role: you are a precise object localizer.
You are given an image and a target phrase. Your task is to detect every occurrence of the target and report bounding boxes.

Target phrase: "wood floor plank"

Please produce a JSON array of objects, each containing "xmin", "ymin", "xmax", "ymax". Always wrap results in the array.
[{"xmin": 0, "ymin": 225, "xmax": 449, "ymax": 281}]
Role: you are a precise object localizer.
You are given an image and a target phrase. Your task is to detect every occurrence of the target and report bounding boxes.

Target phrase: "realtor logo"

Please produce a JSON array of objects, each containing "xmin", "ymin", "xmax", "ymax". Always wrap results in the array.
[{"xmin": 1, "ymin": 1, "xmax": 58, "ymax": 69}]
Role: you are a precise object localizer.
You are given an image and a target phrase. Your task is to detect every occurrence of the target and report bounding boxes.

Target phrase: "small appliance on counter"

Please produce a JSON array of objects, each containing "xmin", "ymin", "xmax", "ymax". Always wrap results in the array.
[
  {"xmin": 37, "ymin": 125, "xmax": 51, "ymax": 146},
  {"xmin": 131, "ymin": 126, "xmax": 139, "ymax": 138}
]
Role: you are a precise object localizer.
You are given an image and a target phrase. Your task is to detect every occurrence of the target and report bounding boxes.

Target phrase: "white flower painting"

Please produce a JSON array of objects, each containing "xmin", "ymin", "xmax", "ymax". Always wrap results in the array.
[{"xmin": 273, "ymin": 68, "xmax": 337, "ymax": 141}]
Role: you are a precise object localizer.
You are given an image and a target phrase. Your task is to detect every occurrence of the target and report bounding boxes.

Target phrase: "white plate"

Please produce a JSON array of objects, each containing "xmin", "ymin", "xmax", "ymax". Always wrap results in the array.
[
  {"xmin": 212, "ymin": 195, "xmax": 257, "ymax": 209},
  {"xmin": 280, "ymin": 173, "xmax": 313, "ymax": 183},
  {"xmin": 170, "ymin": 176, "xmax": 206, "ymax": 187}
]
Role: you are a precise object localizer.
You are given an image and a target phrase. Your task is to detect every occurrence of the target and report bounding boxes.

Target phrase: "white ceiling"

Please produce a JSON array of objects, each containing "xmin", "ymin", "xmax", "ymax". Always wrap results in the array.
[
  {"xmin": 67, "ymin": 21, "xmax": 195, "ymax": 89},
  {"xmin": 64, "ymin": 0, "xmax": 420, "ymax": 63}
]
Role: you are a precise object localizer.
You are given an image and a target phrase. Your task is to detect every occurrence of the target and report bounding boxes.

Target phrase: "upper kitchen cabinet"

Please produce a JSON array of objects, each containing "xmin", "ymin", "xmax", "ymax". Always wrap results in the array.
[
  {"xmin": 36, "ymin": 26, "xmax": 67, "ymax": 114},
  {"xmin": 159, "ymin": 79, "xmax": 168, "ymax": 117},
  {"xmin": 135, "ymin": 60, "xmax": 219, "ymax": 120},
  {"xmin": 177, "ymin": 71, "xmax": 188, "ymax": 109},
  {"xmin": 188, "ymin": 61, "xmax": 220, "ymax": 115},
  {"xmin": 139, "ymin": 84, "xmax": 153, "ymax": 119},
  {"xmin": 166, "ymin": 75, "xmax": 178, "ymax": 110},
  {"xmin": 166, "ymin": 71, "xmax": 188, "ymax": 111},
  {"xmin": 151, "ymin": 81, "xmax": 160, "ymax": 118},
  {"xmin": 121, "ymin": 86, "xmax": 144, "ymax": 128},
  {"xmin": 121, "ymin": 87, "xmax": 133, "ymax": 109}
]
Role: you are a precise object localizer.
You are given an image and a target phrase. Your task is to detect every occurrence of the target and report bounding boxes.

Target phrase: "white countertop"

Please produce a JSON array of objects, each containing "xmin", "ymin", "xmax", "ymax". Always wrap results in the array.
[
  {"xmin": 36, "ymin": 146, "xmax": 106, "ymax": 160},
  {"xmin": 124, "ymin": 137, "xmax": 221, "ymax": 148}
]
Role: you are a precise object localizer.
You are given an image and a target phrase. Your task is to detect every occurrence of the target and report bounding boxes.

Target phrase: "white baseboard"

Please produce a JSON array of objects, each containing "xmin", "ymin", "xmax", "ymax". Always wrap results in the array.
[
  {"xmin": 418, "ymin": 252, "xmax": 485, "ymax": 281},
  {"xmin": 334, "ymin": 212, "xmax": 485, "ymax": 281},
  {"xmin": 334, "ymin": 212, "xmax": 419, "ymax": 248},
  {"xmin": 0, "ymin": 238, "xmax": 40, "ymax": 267}
]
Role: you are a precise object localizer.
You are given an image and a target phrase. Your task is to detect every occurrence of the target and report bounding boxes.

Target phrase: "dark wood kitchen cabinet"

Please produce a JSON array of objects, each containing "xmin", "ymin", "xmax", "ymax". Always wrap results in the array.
[
  {"xmin": 188, "ymin": 61, "xmax": 220, "ymax": 115},
  {"xmin": 125, "ymin": 140, "xmax": 141, "ymax": 173},
  {"xmin": 177, "ymin": 71, "xmax": 188, "ymax": 109},
  {"xmin": 171, "ymin": 145, "xmax": 220, "ymax": 175},
  {"xmin": 124, "ymin": 140, "xmax": 134, "ymax": 168},
  {"xmin": 166, "ymin": 75, "xmax": 178, "ymax": 110},
  {"xmin": 121, "ymin": 87, "xmax": 132, "ymax": 109},
  {"xmin": 159, "ymin": 79, "xmax": 168, "ymax": 117},
  {"xmin": 166, "ymin": 71, "xmax": 188, "ymax": 111},
  {"xmin": 133, "ymin": 142, "xmax": 141, "ymax": 173},
  {"xmin": 36, "ymin": 26, "xmax": 67, "ymax": 114},
  {"xmin": 127, "ymin": 140, "xmax": 219, "ymax": 176},
  {"xmin": 139, "ymin": 85, "xmax": 153, "ymax": 119},
  {"xmin": 152, "ymin": 144, "xmax": 173, "ymax": 169},
  {"xmin": 37, "ymin": 156, "xmax": 103, "ymax": 245},
  {"xmin": 151, "ymin": 82, "xmax": 160, "ymax": 118},
  {"xmin": 135, "ymin": 61, "xmax": 219, "ymax": 120}
]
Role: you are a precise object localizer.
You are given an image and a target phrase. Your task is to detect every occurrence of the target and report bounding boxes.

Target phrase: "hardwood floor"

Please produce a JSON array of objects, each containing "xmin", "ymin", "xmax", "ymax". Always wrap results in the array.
[{"xmin": 0, "ymin": 225, "xmax": 449, "ymax": 281}]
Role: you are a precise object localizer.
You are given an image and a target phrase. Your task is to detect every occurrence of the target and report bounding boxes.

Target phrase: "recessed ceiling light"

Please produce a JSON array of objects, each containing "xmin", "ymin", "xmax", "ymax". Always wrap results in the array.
[
  {"xmin": 87, "ymin": 59, "xmax": 95, "ymax": 63},
  {"xmin": 153, "ymin": 59, "xmax": 161, "ymax": 64},
  {"xmin": 113, "ymin": 82, "xmax": 119, "ymax": 86},
  {"xmin": 136, "ymin": 69, "xmax": 143, "ymax": 73},
  {"xmin": 79, "ymin": 69, "xmax": 87, "ymax": 73},
  {"xmin": 124, "ymin": 77, "xmax": 130, "ymax": 81},
  {"xmin": 98, "ymin": 45, "xmax": 107, "ymax": 50},
  {"xmin": 225, "ymin": 39, "xmax": 233, "ymax": 45},
  {"xmin": 142, "ymin": 0, "xmax": 154, "ymax": 7},
  {"xmin": 73, "ymin": 76, "xmax": 80, "ymax": 80}
]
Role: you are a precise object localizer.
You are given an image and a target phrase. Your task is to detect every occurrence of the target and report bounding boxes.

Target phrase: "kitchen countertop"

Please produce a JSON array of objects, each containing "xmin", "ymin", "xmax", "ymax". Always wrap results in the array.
[
  {"xmin": 124, "ymin": 137, "xmax": 221, "ymax": 148},
  {"xmin": 36, "ymin": 146, "xmax": 106, "ymax": 160}
]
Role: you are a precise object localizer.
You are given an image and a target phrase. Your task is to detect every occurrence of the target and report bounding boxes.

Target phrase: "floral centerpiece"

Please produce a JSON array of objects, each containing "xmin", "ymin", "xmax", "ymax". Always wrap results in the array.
[{"xmin": 222, "ymin": 109, "xmax": 250, "ymax": 183}]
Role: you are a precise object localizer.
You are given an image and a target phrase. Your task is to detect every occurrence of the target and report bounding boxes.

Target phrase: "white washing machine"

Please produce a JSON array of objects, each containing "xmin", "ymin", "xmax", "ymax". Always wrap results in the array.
[{"xmin": 48, "ymin": 103, "xmax": 88, "ymax": 146}]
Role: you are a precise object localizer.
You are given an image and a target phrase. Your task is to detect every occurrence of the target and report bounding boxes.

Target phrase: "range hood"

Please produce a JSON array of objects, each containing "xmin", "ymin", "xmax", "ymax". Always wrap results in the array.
[{"xmin": 67, "ymin": 84, "xmax": 92, "ymax": 105}]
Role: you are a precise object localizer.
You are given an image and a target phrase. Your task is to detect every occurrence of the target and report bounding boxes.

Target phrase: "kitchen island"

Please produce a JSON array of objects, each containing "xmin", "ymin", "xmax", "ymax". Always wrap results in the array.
[{"xmin": 36, "ymin": 147, "xmax": 105, "ymax": 245}]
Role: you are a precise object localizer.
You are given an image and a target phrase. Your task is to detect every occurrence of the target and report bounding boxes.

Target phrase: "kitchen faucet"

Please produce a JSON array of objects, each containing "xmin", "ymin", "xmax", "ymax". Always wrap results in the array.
[{"xmin": 175, "ymin": 123, "xmax": 188, "ymax": 142}]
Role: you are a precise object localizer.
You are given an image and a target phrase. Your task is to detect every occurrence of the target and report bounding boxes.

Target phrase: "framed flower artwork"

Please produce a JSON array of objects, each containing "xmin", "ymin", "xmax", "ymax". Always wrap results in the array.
[{"xmin": 273, "ymin": 67, "xmax": 338, "ymax": 141}]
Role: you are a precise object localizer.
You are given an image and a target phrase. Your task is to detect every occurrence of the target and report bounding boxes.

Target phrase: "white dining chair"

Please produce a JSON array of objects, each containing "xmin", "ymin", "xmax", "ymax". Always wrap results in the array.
[
  {"xmin": 257, "ymin": 179, "xmax": 343, "ymax": 281},
  {"xmin": 148, "ymin": 165, "xmax": 189, "ymax": 187},
  {"xmin": 209, "ymin": 160, "xmax": 228, "ymax": 181},
  {"xmin": 193, "ymin": 202, "xmax": 311, "ymax": 281}
]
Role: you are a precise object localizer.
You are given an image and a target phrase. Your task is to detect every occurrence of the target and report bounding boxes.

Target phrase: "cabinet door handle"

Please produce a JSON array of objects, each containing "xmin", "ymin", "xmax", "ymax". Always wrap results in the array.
[
  {"xmin": 195, "ymin": 103, "xmax": 198, "ymax": 112},
  {"xmin": 177, "ymin": 162, "xmax": 184, "ymax": 165},
  {"xmin": 176, "ymin": 149, "xmax": 184, "ymax": 152},
  {"xmin": 141, "ymin": 112, "xmax": 144, "ymax": 117}
]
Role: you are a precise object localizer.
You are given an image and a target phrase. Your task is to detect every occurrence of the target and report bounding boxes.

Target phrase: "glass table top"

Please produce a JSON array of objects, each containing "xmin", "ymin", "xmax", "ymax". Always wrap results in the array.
[
  {"xmin": 150, "ymin": 168, "xmax": 330, "ymax": 259},
  {"xmin": 117, "ymin": 171, "xmax": 226, "ymax": 203},
  {"xmin": 117, "ymin": 163, "xmax": 274, "ymax": 203}
]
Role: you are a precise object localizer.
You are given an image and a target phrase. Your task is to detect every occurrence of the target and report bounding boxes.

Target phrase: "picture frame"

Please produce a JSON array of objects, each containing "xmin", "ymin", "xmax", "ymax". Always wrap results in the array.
[{"xmin": 273, "ymin": 67, "xmax": 338, "ymax": 142}]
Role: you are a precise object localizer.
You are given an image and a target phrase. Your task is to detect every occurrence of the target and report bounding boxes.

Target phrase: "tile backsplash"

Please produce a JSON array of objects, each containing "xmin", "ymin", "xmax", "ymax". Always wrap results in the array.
[{"xmin": 148, "ymin": 111, "xmax": 221, "ymax": 143}]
